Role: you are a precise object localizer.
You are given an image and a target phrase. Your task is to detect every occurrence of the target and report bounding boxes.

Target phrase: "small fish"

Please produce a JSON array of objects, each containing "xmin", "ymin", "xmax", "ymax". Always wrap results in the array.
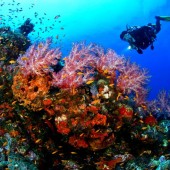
[
  {"xmin": 86, "ymin": 80, "xmax": 94, "ymax": 85},
  {"xmin": 3, "ymin": 141, "xmax": 8, "ymax": 147},
  {"xmin": 91, "ymin": 99, "xmax": 100, "ymax": 105},
  {"xmin": 141, "ymin": 104, "xmax": 147, "ymax": 110},
  {"xmin": 62, "ymin": 74, "xmax": 67, "ymax": 78},
  {"xmin": 43, "ymin": 65, "xmax": 48, "ymax": 69},
  {"xmin": 124, "ymin": 96, "xmax": 129, "ymax": 100},
  {"xmin": 109, "ymin": 83, "xmax": 114, "ymax": 87},
  {"xmin": 9, "ymin": 60, "xmax": 16, "ymax": 64},
  {"xmin": 139, "ymin": 120, "xmax": 144, "ymax": 123},
  {"xmin": 54, "ymin": 15, "xmax": 60, "ymax": 19},
  {"xmin": 71, "ymin": 152, "xmax": 77, "ymax": 154},
  {"xmin": 80, "ymin": 133, "xmax": 84, "ymax": 137},
  {"xmin": 116, "ymin": 125, "xmax": 122, "ymax": 129},
  {"xmin": 103, "ymin": 69, "xmax": 108, "ymax": 74},
  {"xmin": 77, "ymin": 72, "xmax": 83, "ymax": 75},
  {"xmin": 12, "ymin": 101, "xmax": 17, "ymax": 105},
  {"xmin": 142, "ymin": 127, "xmax": 147, "ymax": 130},
  {"xmin": 35, "ymin": 139, "xmax": 41, "ymax": 143},
  {"xmin": 116, "ymin": 92, "xmax": 122, "ymax": 101},
  {"xmin": 0, "ymin": 57, "xmax": 6, "ymax": 60},
  {"xmin": 20, "ymin": 138, "xmax": 27, "ymax": 142},
  {"xmin": 52, "ymin": 150, "xmax": 58, "ymax": 154},
  {"xmin": 21, "ymin": 56, "xmax": 29, "ymax": 61}
]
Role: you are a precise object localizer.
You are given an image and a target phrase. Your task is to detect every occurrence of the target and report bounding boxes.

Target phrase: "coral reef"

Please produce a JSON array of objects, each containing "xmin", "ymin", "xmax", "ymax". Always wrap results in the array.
[
  {"xmin": 12, "ymin": 39, "xmax": 61, "ymax": 111},
  {"xmin": 0, "ymin": 38, "xmax": 169, "ymax": 169}
]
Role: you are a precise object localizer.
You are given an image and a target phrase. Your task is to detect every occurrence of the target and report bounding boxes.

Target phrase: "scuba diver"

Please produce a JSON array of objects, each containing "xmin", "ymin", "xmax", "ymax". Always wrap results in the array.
[{"xmin": 120, "ymin": 16, "xmax": 170, "ymax": 54}]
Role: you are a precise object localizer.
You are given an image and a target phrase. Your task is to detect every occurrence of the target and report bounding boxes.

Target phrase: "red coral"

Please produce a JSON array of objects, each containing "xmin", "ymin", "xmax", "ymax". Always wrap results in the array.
[
  {"xmin": 0, "ymin": 128, "xmax": 6, "ymax": 136},
  {"xmin": 91, "ymin": 113, "xmax": 107, "ymax": 126},
  {"xmin": 43, "ymin": 98, "xmax": 52, "ymax": 106},
  {"xmin": 144, "ymin": 115, "xmax": 157, "ymax": 126},
  {"xmin": 56, "ymin": 121, "xmax": 70, "ymax": 135},
  {"xmin": 69, "ymin": 135, "xmax": 88, "ymax": 148},
  {"xmin": 118, "ymin": 104, "xmax": 133, "ymax": 120}
]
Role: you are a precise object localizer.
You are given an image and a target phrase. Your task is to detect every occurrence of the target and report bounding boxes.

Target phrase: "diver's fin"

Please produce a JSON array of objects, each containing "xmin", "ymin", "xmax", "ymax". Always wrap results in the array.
[{"xmin": 155, "ymin": 16, "xmax": 170, "ymax": 21}]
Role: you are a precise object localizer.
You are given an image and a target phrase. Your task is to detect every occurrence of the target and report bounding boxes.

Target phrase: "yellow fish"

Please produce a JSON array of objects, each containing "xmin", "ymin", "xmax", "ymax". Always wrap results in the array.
[
  {"xmin": 0, "ymin": 57, "xmax": 6, "ymax": 60},
  {"xmin": 35, "ymin": 139, "xmax": 41, "ymax": 144},
  {"xmin": 21, "ymin": 57, "xmax": 29, "ymax": 61},
  {"xmin": 52, "ymin": 150, "xmax": 58, "ymax": 154},
  {"xmin": 9, "ymin": 60, "xmax": 16, "ymax": 64},
  {"xmin": 86, "ymin": 80, "xmax": 94, "ymax": 85},
  {"xmin": 91, "ymin": 99, "xmax": 100, "ymax": 105},
  {"xmin": 77, "ymin": 72, "xmax": 83, "ymax": 75},
  {"xmin": 71, "ymin": 152, "xmax": 77, "ymax": 154}
]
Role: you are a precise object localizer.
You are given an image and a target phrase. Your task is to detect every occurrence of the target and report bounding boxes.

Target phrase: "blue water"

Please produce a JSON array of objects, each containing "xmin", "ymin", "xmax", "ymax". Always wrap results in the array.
[{"xmin": 1, "ymin": 0, "xmax": 170, "ymax": 100}]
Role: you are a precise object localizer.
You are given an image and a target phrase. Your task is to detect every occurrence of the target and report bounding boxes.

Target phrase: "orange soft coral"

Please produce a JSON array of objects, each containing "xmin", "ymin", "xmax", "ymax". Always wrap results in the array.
[{"xmin": 12, "ymin": 71, "xmax": 51, "ymax": 111}]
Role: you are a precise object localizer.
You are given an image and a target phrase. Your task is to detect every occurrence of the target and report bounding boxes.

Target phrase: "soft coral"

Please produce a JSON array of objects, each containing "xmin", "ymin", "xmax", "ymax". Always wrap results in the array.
[{"xmin": 17, "ymin": 38, "xmax": 61, "ymax": 76}]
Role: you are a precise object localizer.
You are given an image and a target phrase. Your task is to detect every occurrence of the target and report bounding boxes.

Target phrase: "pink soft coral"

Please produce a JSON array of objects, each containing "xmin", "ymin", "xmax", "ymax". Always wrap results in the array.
[
  {"xmin": 94, "ymin": 47, "xmax": 125, "ymax": 75},
  {"xmin": 52, "ymin": 43, "xmax": 97, "ymax": 89},
  {"xmin": 117, "ymin": 61, "xmax": 149, "ymax": 96},
  {"xmin": 17, "ymin": 38, "xmax": 61, "ymax": 76}
]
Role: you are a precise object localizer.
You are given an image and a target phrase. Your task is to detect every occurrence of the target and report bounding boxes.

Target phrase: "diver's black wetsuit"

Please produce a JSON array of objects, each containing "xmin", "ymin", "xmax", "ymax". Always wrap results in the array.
[
  {"xmin": 128, "ymin": 26, "xmax": 156, "ymax": 50},
  {"xmin": 120, "ymin": 16, "xmax": 163, "ymax": 54}
]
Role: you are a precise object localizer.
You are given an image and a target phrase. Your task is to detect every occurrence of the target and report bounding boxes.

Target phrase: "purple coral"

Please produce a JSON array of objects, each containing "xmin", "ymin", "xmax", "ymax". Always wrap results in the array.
[
  {"xmin": 17, "ymin": 38, "xmax": 61, "ymax": 76},
  {"xmin": 148, "ymin": 90, "xmax": 170, "ymax": 119}
]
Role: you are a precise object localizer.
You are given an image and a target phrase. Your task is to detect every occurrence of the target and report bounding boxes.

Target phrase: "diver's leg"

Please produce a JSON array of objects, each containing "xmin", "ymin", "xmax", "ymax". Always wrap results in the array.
[
  {"xmin": 155, "ymin": 16, "xmax": 161, "ymax": 33},
  {"xmin": 155, "ymin": 16, "xmax": 170, "ymax": 33},
  {"xmin": 155, "ymin": 16, "xmax": 170, "ymax": 21}
]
